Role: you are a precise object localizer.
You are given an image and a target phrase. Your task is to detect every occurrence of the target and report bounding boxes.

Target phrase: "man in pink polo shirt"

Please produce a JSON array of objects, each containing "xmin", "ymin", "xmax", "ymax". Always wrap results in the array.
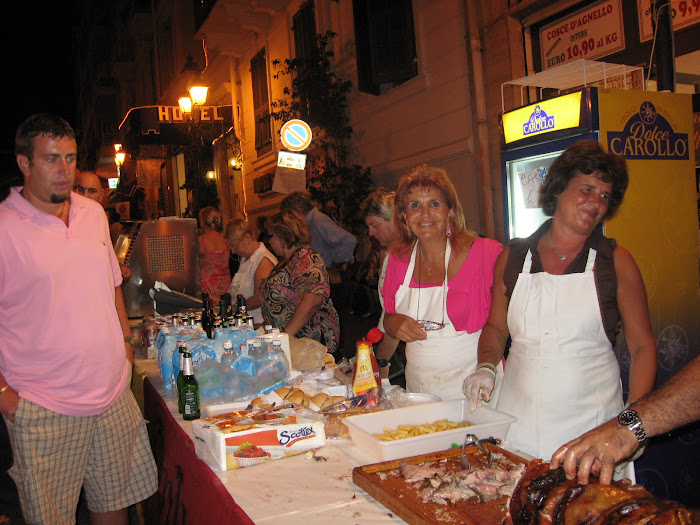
[{"xmin": 0, "ymin": 114, "xmax": 156, "ymax": 525}]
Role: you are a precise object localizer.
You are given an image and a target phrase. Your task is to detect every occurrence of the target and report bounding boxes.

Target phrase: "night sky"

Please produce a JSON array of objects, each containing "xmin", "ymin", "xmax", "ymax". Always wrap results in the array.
[{"xmin": 1, "ymin": 3, "xmax": 78, "ymax": 191}]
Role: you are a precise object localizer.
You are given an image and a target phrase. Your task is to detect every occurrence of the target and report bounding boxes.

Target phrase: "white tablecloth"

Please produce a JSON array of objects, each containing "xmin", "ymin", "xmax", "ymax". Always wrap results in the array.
[{"xmin": 135, "ymin": 358, "xmax": 406, "ymax": 524}]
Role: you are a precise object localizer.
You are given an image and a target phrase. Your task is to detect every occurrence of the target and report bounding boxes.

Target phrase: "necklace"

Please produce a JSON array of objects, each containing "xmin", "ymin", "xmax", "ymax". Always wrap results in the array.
[
  {"xmin": 419, "ymin": 244, "xmax": 446, "ymax": 275},
  {"xmin": 548, "ymin": 230, "xmax": 569, "ymax": 262},
  {"xmin": 416, "ymin": 247, "xmax": 447, "ymax": 330}
]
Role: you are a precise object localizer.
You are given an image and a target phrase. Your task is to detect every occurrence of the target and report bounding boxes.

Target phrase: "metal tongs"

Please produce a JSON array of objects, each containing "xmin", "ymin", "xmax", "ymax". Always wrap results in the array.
[{"xmin": 460, "ymin": 433, "xmax": 493, "ymax": 469}]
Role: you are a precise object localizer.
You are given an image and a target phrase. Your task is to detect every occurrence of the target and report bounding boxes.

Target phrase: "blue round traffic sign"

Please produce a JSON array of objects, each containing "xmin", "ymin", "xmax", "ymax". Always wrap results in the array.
[{"xmin": 280, "ymin": 119, "xmax": 312, "ymax": 152}]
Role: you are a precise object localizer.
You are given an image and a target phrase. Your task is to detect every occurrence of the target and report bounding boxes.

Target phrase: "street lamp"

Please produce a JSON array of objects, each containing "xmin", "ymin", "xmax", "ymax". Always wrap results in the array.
[
  {"xmin": 178, "ymin": 55, "xmax": 209, "ymax": 124},
  {"xmin": 114, "ymin": 144, "xmax": 126, "ymax": 175}
]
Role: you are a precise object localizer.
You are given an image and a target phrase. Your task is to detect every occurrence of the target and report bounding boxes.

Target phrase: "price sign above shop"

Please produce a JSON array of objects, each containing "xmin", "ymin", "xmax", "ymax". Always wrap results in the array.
[
  {"xmin": 638, "ymin": 0, "xmax": 700, "ymax": 41},
  {"xmin": 539, "ymin": 0, "xmax": 625, "ymax": 70}
]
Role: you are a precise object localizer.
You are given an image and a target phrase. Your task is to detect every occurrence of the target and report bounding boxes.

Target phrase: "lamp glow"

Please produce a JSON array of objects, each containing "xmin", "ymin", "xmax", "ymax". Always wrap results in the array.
[
  {"xmin": 206, "ymin": 171, "xmax": 216, "ymax": 180},
  {"xmin": 188, "ymin": 84, "xmax": 209, "ymax": 106},
  {"xmin": 178, "ymin": 96, "xmax": 193, "ymax": 115},
  {"xmin": 115, "ymin": 151, "xmax": 126, "ymax": 166}
]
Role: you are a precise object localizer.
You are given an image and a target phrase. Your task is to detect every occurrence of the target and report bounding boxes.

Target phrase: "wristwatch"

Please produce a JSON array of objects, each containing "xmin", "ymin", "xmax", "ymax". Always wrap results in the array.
[
  {"xmin": 376, "ymin": 358, "xmax": 390, "ymax": 368},
  {"xmin": 617, "ymin": 408, "xmax": 647, "ymax": 442}
]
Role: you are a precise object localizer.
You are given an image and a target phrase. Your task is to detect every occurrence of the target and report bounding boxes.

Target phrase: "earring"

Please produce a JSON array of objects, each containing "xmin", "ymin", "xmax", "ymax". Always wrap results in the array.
[{"xmin": 446, "ymin": 223, "xmax": 452, "ymax": 237}]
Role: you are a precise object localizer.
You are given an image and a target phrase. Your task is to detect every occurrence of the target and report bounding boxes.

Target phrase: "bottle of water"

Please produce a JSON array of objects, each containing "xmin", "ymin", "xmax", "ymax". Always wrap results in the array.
[{"xmin": 221, "ymin": 341, "xmax": 237, "ymax": 368}]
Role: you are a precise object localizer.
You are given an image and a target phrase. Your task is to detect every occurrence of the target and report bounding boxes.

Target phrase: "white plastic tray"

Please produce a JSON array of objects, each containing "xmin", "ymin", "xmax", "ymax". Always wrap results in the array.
[{"xmin": 342, "ymin": 399, "xmax": 516, "ymax": 462}]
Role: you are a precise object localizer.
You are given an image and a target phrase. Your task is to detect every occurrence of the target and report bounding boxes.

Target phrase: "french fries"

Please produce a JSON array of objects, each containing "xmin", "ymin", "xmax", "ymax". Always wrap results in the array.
[{"xmin": 372, "ymin": 419, "xmax": 471, "ymax": 441}]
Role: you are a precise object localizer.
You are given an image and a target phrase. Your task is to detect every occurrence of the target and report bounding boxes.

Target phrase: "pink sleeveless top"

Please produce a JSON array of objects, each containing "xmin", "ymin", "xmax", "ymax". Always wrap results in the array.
[{"xmin": 381, "ymin": 237, "xmax": 502, "ymax": 333}]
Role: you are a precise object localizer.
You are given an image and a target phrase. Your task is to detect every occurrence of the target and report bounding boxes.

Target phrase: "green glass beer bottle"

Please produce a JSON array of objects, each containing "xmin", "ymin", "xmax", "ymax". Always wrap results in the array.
[
  {"xmin": 176, "ymin": 341, "xmax": 188, "ymax": 414},
  {"xmin": 180, "ymin": 351, "xmax": 200, "ymax": 420}
]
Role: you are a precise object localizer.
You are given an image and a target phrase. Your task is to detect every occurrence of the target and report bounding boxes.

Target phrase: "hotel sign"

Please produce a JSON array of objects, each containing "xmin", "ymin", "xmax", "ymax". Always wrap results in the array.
[
  {"xmin": 119, "ymin": 105, "xmax": 234, "ymax": 146},
  {"xmin": 539, "ymin": 0, "xmax": 625, "ymax": 70}
]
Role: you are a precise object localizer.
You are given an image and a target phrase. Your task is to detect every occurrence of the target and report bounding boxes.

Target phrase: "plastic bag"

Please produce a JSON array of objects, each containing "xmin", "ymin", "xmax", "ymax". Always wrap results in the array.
[
  {"xmin": 289, "ymin": 337, "xmax": 327, "ymax": 371},
  {"xmin": 157, "ymin": 326, "xmax": 206, "ymax": 389}
]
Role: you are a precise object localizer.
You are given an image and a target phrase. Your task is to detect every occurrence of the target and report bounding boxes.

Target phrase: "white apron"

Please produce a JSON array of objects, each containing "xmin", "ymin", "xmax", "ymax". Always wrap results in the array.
[
  {"xmin": 394, "ymin": 243, "xmax": 503, "ymax": 402},
  {"xmin": 498, "ymin": 248, "xmax": 632, "ymax": 480},
  {"xmin": 228, "ymin": 243, "xmax": 277, "ymax": 324}
]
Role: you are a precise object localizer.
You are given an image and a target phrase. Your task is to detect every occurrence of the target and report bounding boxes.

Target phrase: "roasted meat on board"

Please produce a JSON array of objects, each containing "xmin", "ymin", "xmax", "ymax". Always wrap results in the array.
[{"xmin": 507, "ymin": 460, "xmax": 698, "ymax": 525}]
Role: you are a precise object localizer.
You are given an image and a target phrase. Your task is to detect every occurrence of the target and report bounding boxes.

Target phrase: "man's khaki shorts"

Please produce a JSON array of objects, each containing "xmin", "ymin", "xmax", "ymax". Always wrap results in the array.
[{"xmin": 4, "ymin": 386, "xmax": 157, "ymax": 525}]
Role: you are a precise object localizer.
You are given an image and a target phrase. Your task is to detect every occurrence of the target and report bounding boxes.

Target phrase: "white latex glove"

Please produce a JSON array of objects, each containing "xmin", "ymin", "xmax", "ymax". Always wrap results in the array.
[{"xmin": 463, "ymin": 368, "xmax": 496, "ymax": 411}]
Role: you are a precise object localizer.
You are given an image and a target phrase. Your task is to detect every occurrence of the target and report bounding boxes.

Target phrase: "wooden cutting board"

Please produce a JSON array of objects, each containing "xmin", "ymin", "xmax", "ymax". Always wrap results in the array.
[{"xmin": 352, "ymin": 444, "xmax": 527, "ymax": 525}]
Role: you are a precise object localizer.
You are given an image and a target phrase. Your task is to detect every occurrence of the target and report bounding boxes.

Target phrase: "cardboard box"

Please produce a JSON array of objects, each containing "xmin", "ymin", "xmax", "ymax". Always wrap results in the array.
[{"xmin": 192, "ymin": 409, "xmax": 326, "ymax": 471}]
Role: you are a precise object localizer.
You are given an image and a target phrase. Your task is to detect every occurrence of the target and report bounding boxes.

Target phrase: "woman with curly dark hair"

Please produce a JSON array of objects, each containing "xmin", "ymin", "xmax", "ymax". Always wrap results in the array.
[
  {"xmin": 464, "ymin": 140, "xmax": 657, "ymax": 479},
  {"xmin": 262, "ymin": 211, "xmax": 340, "ymax": 353}
]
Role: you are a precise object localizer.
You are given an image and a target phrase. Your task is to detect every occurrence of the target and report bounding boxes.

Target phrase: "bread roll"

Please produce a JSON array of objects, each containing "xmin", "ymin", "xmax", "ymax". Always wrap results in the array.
[
  {"xmin": 323, "ymin": 353, "xmax": 335, "ymax": 364},
  {"xmin": 286, "ymin": 389, "xmax": 305, "ymax": 405},
  {"xmin": 330, "ymin": 395, "xmax": 346, "ymax": 405},
  {"xmin": 301, "ymin": 394, "xmax": 310, "ymax": 408},
  {"xmin": 311, "ymin": 393, "xmax": 329, "ymax": 408},
  {"xmin": 250, "ymin": 397, "xmax": 263, "ymax": 408},
  {"xmin": 275, "ymin": 387, "xmax": 291, "ymax": 400}
]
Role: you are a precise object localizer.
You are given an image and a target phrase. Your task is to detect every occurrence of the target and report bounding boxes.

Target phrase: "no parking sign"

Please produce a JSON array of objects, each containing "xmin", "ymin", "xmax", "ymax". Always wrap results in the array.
[{"xmin": 280, "ymin": 119, "xmax": 312, "ymax": 151}]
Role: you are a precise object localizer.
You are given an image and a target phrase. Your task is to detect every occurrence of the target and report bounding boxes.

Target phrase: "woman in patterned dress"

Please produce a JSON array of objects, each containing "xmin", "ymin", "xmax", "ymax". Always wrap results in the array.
[{"xmin": 261, "ymin": 211, "xmax": 340, "ymax": 353}]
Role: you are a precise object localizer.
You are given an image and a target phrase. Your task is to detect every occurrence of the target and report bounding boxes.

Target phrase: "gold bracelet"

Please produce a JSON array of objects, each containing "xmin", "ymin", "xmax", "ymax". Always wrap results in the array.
[
  {"xmin": 476, "ymin": 362, "xmax": 497, "ymax": 374},
  {"xmin": 0, "ymin": 385, "xmax": 11, "ymax": 396}
]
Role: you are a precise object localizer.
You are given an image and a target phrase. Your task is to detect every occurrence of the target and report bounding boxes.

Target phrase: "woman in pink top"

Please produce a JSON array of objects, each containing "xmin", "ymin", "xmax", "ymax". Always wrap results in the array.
[
  {"xmin": 380, "ymin": 165, "xmax": 503, "ymax": 401},
  {"xmin": 198, "ymin": 207, "xmax": 230, "ymax": 300}
]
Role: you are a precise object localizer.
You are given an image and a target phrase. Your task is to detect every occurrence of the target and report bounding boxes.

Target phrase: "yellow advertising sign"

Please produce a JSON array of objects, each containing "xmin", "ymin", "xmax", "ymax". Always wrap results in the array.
[
  {"xmin": 600, "ymin": 89, "xmax": 698, "ymax": 376},
  {"xmin": 502, "ymin": 91, "xmax": 582, "ymax": 144}
]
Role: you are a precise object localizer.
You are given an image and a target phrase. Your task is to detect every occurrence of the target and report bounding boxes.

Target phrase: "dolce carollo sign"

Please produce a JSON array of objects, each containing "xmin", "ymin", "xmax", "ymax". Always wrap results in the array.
[{"xmin": 607, "ymin": 100, "xmax": 690, "ymax": 160}]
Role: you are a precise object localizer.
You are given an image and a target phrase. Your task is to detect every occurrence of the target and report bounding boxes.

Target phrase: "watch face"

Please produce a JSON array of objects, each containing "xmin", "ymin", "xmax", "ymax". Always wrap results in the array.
[{"xmin": 619, "ymin": 409, "xmax": 638, "ymax": 425}]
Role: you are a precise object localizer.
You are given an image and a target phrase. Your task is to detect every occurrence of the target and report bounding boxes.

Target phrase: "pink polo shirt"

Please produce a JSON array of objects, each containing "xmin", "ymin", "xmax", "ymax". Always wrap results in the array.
[{"xmin": 0, "ymin": 187, "xmax": 128, "ymax": 416}]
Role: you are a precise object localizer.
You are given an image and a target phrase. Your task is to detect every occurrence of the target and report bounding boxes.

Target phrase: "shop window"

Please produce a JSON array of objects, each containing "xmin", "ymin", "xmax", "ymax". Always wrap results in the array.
[
  {"xmin": 251, "ymin": 49, "xmax": 272, "ymax": 155},
  {"xmin": 293, "ymin": 1, "xmax": 317, "ymax": 65},
  {"xmin": 253, "ymin": 171, "xmax": 275, "ymax": 194},
  {"xmin": 353, "ymin": 0, "xmax": 417, "ymax": 95}
]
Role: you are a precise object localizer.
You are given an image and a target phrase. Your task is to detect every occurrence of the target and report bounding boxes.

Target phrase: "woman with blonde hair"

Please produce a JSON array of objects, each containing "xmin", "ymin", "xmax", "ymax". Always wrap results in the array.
[
  {"xmin": 262, "ymin": 211, "xmax": 340, "ymax": 353},
  {"xmin": 380, "ymin": 165, "xmax": 503, "ymax": 400},
  {"xmin": 223, "ymin": 218, "xmax": 277, "ymax": 324},
  {"xmin": 198, "ymin": 206, "xmax": 230, "ymax": 300}
]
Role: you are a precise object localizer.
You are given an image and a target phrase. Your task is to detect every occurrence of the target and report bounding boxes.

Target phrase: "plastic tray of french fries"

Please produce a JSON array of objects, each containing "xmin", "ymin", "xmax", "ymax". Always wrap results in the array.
[{"xmin": 343, "ymin": 399, "xmax": 516, "ymax": 462}]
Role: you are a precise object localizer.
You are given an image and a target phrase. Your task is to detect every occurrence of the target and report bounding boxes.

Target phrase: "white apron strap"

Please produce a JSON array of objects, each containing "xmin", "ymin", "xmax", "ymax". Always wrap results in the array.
[
  {"xmin": 522, "ymin": 249, "xmax": 533, "ymax": 273},
  {"xmin": 585, "ymin": 248, "xmax": 597, "ymax": 272}
]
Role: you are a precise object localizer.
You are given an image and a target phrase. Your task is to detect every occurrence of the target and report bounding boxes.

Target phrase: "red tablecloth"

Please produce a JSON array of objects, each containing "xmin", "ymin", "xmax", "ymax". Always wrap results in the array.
[{"xmin": 142, "ymin": 378, "xmax": 255, "ymax": 525}]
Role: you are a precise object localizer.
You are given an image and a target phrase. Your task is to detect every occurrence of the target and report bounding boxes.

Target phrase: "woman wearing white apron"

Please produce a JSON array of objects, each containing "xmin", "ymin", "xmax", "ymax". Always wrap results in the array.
[
  {"xmin": 463, "ymin": 141, "xmax": 657, "ymax": 481},
  {"xmin": 223, "ymin": 219, "xmax": 277, "ymax": 324},
  {"xmin": 379, "ymin": 166, "xmax": 503, "ymax": 401}
]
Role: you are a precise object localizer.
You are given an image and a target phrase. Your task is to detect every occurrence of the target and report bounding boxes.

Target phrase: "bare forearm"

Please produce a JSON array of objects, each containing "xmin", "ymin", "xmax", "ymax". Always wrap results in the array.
[
  {"xmin": 627, "ymin": 343, "xmax": 657, "ymax": 403},
  {"xmin": 284, "ymin": 293, "xmax": 322, "ymax": 337},
  {"xmin": 375, "ymin": 332, "xmax": 400, "ymax": 361},
  {"xmin": 634, "ymin": 354, "xmax": 700, "ymax": 437},
  {"xmin": 246, "ymin": 294, "xmax": 262, "ymax": 311},
  {"xmin": 476, "ymin": 322, "xmax": 508, "ymax": 366},
  {"xmin": 115, "ymin": 286, "xmax": 133, "ymax": 362}
]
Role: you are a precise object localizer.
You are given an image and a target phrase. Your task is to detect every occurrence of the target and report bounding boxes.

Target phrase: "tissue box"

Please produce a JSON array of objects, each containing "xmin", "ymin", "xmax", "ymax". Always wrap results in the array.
[{"xmin": 192, "ymin": 409, "xmax": 326, "ymax": 471}]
